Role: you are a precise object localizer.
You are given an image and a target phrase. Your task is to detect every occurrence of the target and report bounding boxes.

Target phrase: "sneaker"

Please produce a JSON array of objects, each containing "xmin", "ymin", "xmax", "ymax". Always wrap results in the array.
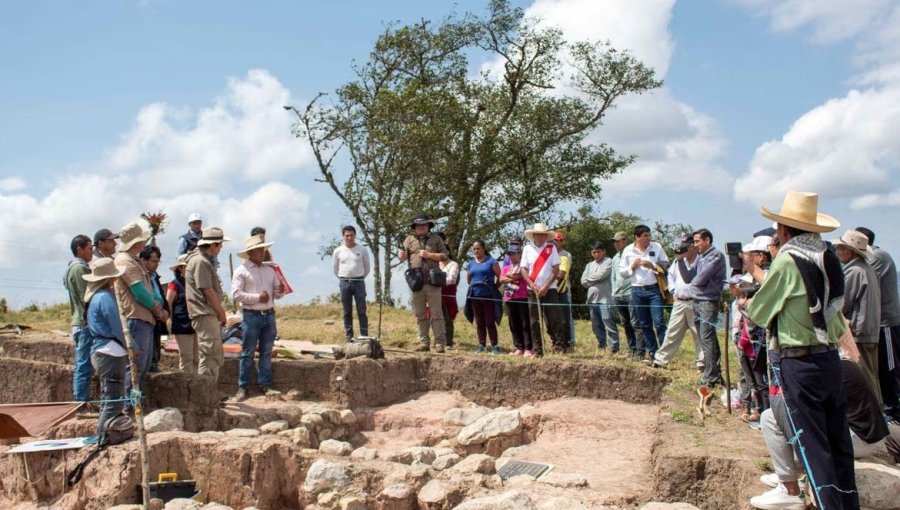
[
  {"xmin": 749, "ymin": 484, "xmax": 804, "ymax": 510},
  {"xmin": 445, "ymin": 343, "xmax": 455, "ymax": 350},
  {"xmin": 414, "ymin": 343, "xmax": 430, "ymax": 352},
  {"xmin": 434, "ymin": 344, "xmax": 445, "ymax": 354},
  {"xmin": 491, "ymin": 345, "xmax": 501, "ymax": 355},
  {"xmin": 760, "ymin": 473, "xmax": 780, "ymax": 488},
  {"xmin": 234, "ymin": 388, "xmax": 248, "ymax": 402},
  {"xmin": 695, "ymin": 360, "xmax": 705, "ymax": 371},
  {"xmin": 523, "ymin": 350, "xmax": 534, "ymax": 358},
  {"xmin": 650, "ymin": 360, "xmax": 667, "ymax": 369},
  {"xmin": 512, "ymin": 349, "xmax": 524, "ymax": 356},
  {"xmin": 475, "ymin": 344, "xmax": 486, "ymax": 353}
]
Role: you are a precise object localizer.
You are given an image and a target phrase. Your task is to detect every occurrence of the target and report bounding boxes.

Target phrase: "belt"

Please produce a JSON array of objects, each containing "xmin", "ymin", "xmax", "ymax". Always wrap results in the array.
[
  {"xmin": 779, "ymin": 344, "xmax": 836, "ymax": 359},
  {"xmin": 634, "ymin": 284, "xmax": 659, "ymax": 289},
  {"xmin": 243, "ymin": 308, "xmax": 275, "ymax": 316},
  {"xmin": 676, "ymin": 298, "xmax": 692, "ymax": 302}
]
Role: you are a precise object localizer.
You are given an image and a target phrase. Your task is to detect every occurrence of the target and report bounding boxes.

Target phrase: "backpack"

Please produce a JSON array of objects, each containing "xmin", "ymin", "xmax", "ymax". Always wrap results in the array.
[
  {"xmin": 333, "ymin": 337, "xmax": 386, "ymax": 360},
  {"xmin": 102, "ymin": 413, "xmax": 134, "ymax": 446}
]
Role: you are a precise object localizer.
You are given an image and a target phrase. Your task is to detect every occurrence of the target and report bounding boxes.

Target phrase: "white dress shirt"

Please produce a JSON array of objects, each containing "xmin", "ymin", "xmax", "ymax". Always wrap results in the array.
[
  {"xmin": 232, "ymin": 261, "xmax": 283, "ymax": 311},
  {"xmin": 618, "ymin": 241, "xmax": 669, "ymax": 287}
]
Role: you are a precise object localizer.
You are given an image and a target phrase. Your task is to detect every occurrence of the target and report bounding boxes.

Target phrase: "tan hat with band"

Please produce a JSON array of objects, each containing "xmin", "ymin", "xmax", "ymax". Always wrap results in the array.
[
  {"xmin": 237, "ymin": 235, "xmax": 274, "ymax": 259},
  {"xmin": 197, "ymin": 227, "xmax": 231, "ymax": 247},
  {"xmin": 82, "ymin": 258, "xmax": 127, "ymax": 303},
  {"xmin": 831, "ymin": 230, "xmax": 872, "ymax": 259}
]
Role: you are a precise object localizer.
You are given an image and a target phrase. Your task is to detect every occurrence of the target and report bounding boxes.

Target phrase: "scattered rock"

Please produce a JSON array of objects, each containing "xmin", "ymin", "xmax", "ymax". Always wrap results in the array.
[
  {"xmin": 286, "ymin": 389, "xmax": 303, "ymax": 401},
  {"xmin": 319, "ymin": 408, "xmax": 341, "ymax": 424},
  {"xmin": 259, "ymin": 420, "xmax": 290, "ymax": 434},
  {"xmin": 537, "ymin": 471, "xmax": 588, "ymax": 488},
  {"xmin": 377, "ymin": 483, "xmax": 416, "ymax": 510},
  {"xmin": 164, "ymin": 499, "xmax": 202, "ymax": 510},
  {"xmin": 856, "ymin": 461, "xmax": 900, "ymax": 510},
  {"xmin": 457, "ymin": 410, "xmax": 522, "ymax": 446},
  {"xmin": 276, "ymin": 405, "xmax": 304, "ymax": 427},
  {"xmin": 350, "ymin": 446, "xmax": 377, "ymax": 461},
  {"xmin": 392, "ymin": 446, "xmax": 436, "ymax": 465},
  {"xmin": 108, "ymin": 506, "xmax": 142, "ymax": 510},
  {"xmin": 383, "ymin": 463, "xmax": 431, "ymax": 490},
  {"xmin": 339, "ymin": 495, "xmax": 367, "ymax": 510},
  {"xmin": 443, "ymin": 405, "xmax": 491, "ymax": 426},
  {"xmin": 318, "ymin": 491, "xmax": 339, "ymax": 507},
  {"xmin": 319, "ymin": 439, "xmax": 353, "ymax": 456},
  {"xmin": 500, "ymin": 446, "xmax": 525, "ymax": 458},
  {"xmin": 324, "ymin": 320, "xmax": 335, "ymax": 325},
  {"xmin": 454, "ymin": 490, "xmax": 537, "ymax": 510},
  {"xmin": 149, "ymin": 499, "xmax": 165, "ymax": 510},
  {"xmin": 301, "ymin": 413, "xmax": 325, "ymax": 430},
  {"xmin": 451, "ymin": 454, "xmax": 496, "ymax": 475},
  {"xmin": 538, "ymin": 497, "xmax": 596, "ymax": 510},
  {"xmin": 144, "ymin": 407, "xmax": 184, "ymax": 433},
  {"xmin": 224, "ymin": 428, "xmax": 260, "ymax": 438},
  {"xmin": 417, "ymin": 479, "xmax": 462, "ymax": 510},
  {"xmin": 339, "ymin": 409, "xmax": 357, "ymax": 425},
  {"xmin": 433, "ymin": 447, "xmax": 456, "ymax": 458},
  {"xmin": 318, "ymin": 428, "xmax": 334, "ymax": 442},
  {"xmin": 431, "ymin": 453, "xmax": 461, "ymax": 471},
  {"xmin": 639, "ymin": 504, "xmax": 701, "ymax": 510},
  {"xmin": 264, "ymin": 389, "xmax": 283, "ymax": 402},
  {"xmin": 303, "ymin": 459, "xmax": 351, "ymax": 496},
  {"xmin": 200, "ymin": 504, "xmax": 234, "ymax": 510},
  {"xmin": 278, "ymin": 426, "xmax": 312, "ymax": 448}
]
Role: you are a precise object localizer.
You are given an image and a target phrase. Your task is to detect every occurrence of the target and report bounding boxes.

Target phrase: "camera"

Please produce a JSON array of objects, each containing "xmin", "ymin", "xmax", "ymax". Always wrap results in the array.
[{"xmin": 725, "ymin": 242, "xmax": 743, "ymax": 273}]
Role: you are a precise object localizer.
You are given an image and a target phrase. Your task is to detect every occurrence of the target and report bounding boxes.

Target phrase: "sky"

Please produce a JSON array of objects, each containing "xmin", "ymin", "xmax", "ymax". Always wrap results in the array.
[{"xmin": 1, "ymin": 0, "xmax": 899, "ymax": 308}]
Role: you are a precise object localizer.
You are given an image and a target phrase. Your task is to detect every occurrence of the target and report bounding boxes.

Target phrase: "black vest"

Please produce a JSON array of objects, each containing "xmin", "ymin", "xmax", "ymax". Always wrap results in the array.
[
  {"xmin": 181, "ymin": 232, "xmax": 199, "ymax": 253},
  {"xmin": 677, "ymin": 258, "xmax": 697, "ymax": 284}
]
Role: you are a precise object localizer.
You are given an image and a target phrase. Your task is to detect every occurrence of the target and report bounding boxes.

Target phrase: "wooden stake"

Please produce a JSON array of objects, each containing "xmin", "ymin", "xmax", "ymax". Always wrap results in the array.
[
  {"xmin": 723, "ymin": 304, "xmax": 732, "ymax": 414},
  {"xmin": 115, "ymin": 295, "xmax": 151, "ymax": 509}
]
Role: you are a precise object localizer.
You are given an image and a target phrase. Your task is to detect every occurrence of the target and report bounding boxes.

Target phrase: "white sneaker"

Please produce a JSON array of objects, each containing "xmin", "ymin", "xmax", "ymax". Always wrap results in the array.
[
  {"xmin": 750, "ymin": 484, "xmax": 805, "ymax": 510},
  {"xmin": 760, "ymin": 473, "xmax": 780, "ymax": 488}
]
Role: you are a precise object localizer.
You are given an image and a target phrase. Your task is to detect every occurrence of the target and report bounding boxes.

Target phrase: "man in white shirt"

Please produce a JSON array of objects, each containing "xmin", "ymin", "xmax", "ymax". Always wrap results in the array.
[
  {"xmin": 232, "ymin": 235, "xmax": 283, "ymax": 401},
  {"xmin": 651, "ymin": 237, "xmax": 702, "ymax": 368},
  {"xmin": 521, "ymin": 223, "xmax": 566, "ymax": 356},
  {"xmin": 618, "ymin": 224, "xmax": 669, "ymax": 360},
  {"xmin": 333, "ymin": 225, "xmax": 371, "ymax": 341}
]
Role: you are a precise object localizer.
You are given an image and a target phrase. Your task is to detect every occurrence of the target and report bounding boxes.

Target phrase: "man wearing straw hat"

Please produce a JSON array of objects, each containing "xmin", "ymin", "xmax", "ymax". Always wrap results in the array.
[
  {"xmin": 520, "ymin": 223, "xmax": 566, "ymax": 355},
  {"xmin": 185, "ymin": 227, "xmax": 231, "ymax": 380},
  {"xmin": 232, "ymin": 235, "xmax": 283, "ymax": 401},
  {"xmin": 114, "ymin": 223, "xmax": 168, "ymax": 411},
  {"xmin": 743, "ymin": 191, "xmax": 857, "ymax": 510},
  {"xmin": 833, "ymin": 229, "xmax": 882, "ymax": 405},
  {"xmin": 399, "ymin": 214, "xmax": 449, "ymax": 353},
  {"xmin": 82, "ymin": 257, "xmax": 129, "ymax": 443}
]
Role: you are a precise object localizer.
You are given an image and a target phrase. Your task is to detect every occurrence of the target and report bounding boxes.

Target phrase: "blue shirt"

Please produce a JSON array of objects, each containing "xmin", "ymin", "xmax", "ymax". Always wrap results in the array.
[
  {"xmin": 679, "ymin": 246, "xmax": 726, "ymax": 302},
  {"xmin": 87, "ymin": 289, "xmax": 127, "ymax": 350},
  {"xmin": 468, "ymin": 256, "xmax": 497, "ymax": 298}
]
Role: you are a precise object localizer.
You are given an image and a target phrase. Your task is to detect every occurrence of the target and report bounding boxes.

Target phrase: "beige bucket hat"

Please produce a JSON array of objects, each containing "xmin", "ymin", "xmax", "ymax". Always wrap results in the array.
[
  {"xmin": 196, "ymin": 227, "xmax": 231, "ymax": 247},
  {"xmin": 831, "ymin": 230, "xmax": 873, "ymax": 259},
  {"xmin": 524, "ymin": 223, "xmax": 556, "ymax": 240},
  {"xmin": 82, "ymin": 258, "xmax": 127, "ymax": 303},
  {"xmin": 237, "ymin": 234, "xmax": 274, "ymax": 259},
  {"xmin": 168, "ymin": 253, "xmax": 189, "ymax": 272},
  {"xmin": 117, "ymin": 222, "xmax": 151, "ymax": 252},
  {"xmin": 760, "ymin": 191, "xmax": 839, "ymax": 233}
]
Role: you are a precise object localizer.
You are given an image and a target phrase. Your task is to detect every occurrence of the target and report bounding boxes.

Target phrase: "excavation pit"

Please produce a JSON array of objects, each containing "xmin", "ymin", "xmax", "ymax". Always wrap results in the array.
[{"xmin": 0, "ymin": 332, "xmax": 766, "ymax": 510}]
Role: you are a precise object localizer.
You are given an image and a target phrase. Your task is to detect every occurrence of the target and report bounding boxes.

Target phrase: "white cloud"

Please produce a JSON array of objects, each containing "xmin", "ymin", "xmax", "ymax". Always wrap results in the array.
[
  {"xmin": 0, "ymin": 69, "xmax": 314, "ymax": 270},
  {"xmin": 481, "ymin": 0, "xmax": 732, "ymax": 197},
  {"xmin": 733, "ymin": 2, "xmax": 900, "ymax": 207},
  {"xmin": 0, "ymin": 177, "xmax": 26, "ymax": 192}
]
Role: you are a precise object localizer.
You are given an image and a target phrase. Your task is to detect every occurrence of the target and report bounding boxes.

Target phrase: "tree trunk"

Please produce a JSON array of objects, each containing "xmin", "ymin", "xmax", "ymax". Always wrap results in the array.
[{"xmin": 382, "ymin": 237, "xmax": 395, "ymax": 307}]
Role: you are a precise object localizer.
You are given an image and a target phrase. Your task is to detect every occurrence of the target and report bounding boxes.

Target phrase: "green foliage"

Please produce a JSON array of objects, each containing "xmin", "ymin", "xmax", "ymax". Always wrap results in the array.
[{"xmin": 294, "ymin": 0, "xmax": 661, "ymax": 305}]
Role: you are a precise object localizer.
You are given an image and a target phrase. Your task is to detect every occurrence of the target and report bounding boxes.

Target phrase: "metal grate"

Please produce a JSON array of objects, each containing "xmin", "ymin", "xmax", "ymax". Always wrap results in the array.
[{"xmin": 497, "ymin": 459, "xmax": 552, "ymax": 480}]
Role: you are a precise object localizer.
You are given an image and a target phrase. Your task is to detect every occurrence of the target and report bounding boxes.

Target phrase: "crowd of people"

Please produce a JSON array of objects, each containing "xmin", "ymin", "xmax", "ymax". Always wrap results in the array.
[{"xmin": 64, "ymin": 190, "xmax": 900, "ymax": 510}]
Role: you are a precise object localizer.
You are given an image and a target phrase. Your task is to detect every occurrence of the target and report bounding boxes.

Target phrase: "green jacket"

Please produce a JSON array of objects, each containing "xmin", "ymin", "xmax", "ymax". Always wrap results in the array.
[
  {"xmin": 747, "ymin": 252, "xmax": 846, "ymax": 348},
  {"xmin": 65, "ymin": 259, "xmax": 90, "ymax": 327}
]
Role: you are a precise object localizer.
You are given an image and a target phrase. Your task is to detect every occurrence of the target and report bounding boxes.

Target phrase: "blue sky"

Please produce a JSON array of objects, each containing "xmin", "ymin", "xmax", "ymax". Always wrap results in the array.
[{"xmin": 2, "ymin": 0, "xmax": 899, "ymax": 308}]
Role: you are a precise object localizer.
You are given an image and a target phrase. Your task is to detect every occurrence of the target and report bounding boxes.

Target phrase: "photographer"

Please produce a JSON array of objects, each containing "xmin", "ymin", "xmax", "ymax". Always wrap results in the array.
[
  {"xmin": 399, "ymin": 214, "xmax": 450, "ymax": 353},
  {"xmin": 735, "ymin": 236, "xmax": 772, "ymax": 421}
]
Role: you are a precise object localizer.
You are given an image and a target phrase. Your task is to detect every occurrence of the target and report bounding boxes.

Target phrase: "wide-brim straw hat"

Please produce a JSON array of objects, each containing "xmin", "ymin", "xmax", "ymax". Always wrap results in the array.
[
  {"xmin": 831, "ymin": 229, "xmax": 873, "ymax": 259},
  {"xmin": 197, "ymin": 227, "xmax": 231, "ymax": 246},
  {"xmin": 760, "ymin": 191, "xmax": 839, "ymax": 233},
  {"xmin": 237, "ymin": 234, "xmax": 274, "ymax": 259},
  {"xmin": 117, "ymin": 222, "xmax": 151, "ymax": 252},
  {"xmin": 83, "ymin": 258, "xmax": 127, "ymax": 303},
  {"xmin": 169, "ymin": 253, "xmax": 189, "ymax": 272},
  {"xmin": 524, "ymin": 223, "xmax": 556, "ymax": 240}
]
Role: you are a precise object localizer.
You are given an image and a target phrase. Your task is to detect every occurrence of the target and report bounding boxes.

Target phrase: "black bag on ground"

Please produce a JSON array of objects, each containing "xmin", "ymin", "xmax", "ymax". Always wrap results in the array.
[
  {"xmin": 333, "ymin": 337, "xmax": 386, "ymax": 360},
  {"xmin": 426, "ymin": 268, "xmax": 447, "ymax": 287},
  {"xmin": 405, "ymin": 267, "xmax": 424, "ymax": 292},
  {"xmin": 67, "ymin": 413, "xmax": 135, "ymax": 487}
]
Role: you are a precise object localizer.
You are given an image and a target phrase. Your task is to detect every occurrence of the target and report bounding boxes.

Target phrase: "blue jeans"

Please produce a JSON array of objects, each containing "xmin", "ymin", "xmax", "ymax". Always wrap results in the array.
[
  {"xmin": 124, "ymin": 319, "xmax": 154, "ymax": 410},
  {"xmin": 632, "ymin": 285, "xmax": 666, "ymax": 355},
  {"xmin": 559, "ymin": 291, "xmax": 576, "ymax": 345},
  {"xmin": 612, "ymin": 295, "xmax": 642, "ymax": 354},
  {"xmin": 91, "ymin": 351, "xmax": 126, "ymax": 441},
  {"xmin": 339, "ymin": 279, "xmax": 368, "ymax": 339},
  {"xmin": 589, "ymin": 303, "xmax": 619, "ymax": 351},
  {"xmin": 239, "ymin": 310, "xmax": 277, "ymax": 389},
  {"xmin": 72, "ymin": 327, "xmax": 94, "ymax": 402}
]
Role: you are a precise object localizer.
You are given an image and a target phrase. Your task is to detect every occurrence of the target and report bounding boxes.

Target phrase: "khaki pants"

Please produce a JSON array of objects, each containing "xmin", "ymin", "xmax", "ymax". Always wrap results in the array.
[
  {"xmin": 858, "ymin": 342, "xmax": 882, "ymax": 406},
  {"xmin": 192, "ymin": 315, "xmax": 224, "ymax": 381},
  {"xmin": 654, "ymin": 299, "xmax": 700, "ymax": 365},
  {"xmin": 174, "ymin": 333, "xmax": 200, "ymax": 375},
  {"xmin": 412, "ymin": 284, "xmax": 446, "ymax": 346}
]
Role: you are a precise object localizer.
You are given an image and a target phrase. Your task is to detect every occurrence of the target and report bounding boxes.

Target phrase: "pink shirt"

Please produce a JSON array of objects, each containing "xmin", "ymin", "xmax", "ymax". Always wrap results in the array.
[
  {"xmin": 232, "ymin": 261, "xmax": 283, "ymax": 311},
  {"xmin": 500, "ymin": 264, "xmax": 528, "ymax": 301}
]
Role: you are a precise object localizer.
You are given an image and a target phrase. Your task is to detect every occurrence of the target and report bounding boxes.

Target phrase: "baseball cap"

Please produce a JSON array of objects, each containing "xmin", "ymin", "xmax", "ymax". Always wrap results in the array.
[
  {"xmin": 742, "ymin": 235, "xmax": 772, "ymax": 253},
  {"xmin": 93, "ymin": 228, "xmax": 119, "ymax": 245},
  {"xmin": 674, "ymin": 243, "xmax": 689, "ymax": 255},
  {"xmin": 187, "ymin": 213, "xmax": 203, "ymax": 224},
  {"xmin": 613, "ymin": 231, "xmax": 628, "ymax": 241},
  {"xmin": 506, "ymin": 244, "xmax": 522, "ymax": 254}
]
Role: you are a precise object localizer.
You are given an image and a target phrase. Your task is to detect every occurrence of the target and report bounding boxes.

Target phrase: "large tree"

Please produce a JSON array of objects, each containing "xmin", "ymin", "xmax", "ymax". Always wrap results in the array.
[{"xmin": 292, "ymin": 0, "xmax": 661, "ymax": 304}]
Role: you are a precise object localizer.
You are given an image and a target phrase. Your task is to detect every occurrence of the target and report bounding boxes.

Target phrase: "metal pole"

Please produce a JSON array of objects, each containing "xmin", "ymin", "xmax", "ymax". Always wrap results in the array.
[
  {"xmin": 114, "ymin": 296, "xmax": 151, "ymax": 509},
  {"xmin": 723, "ymin": 304, "xmax": 732, "ymax": 414}
]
